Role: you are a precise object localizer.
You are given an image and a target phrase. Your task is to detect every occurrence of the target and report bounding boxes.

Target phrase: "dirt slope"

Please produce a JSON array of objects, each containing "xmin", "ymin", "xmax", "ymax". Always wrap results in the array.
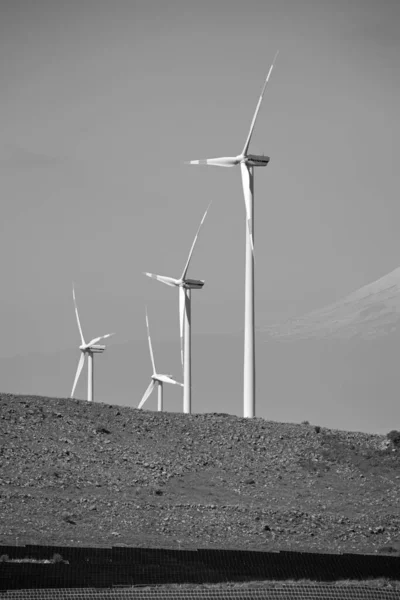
[{"xmin": 0, "ymin": 393, "xmax": 399, "ymax": 553}]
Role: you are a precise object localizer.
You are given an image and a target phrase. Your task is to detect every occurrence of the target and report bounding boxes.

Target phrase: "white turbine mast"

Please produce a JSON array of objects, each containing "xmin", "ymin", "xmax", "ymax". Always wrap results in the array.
[
  {"xmin": 70, "ymin": 285, "xmax": 115, "ymax": 402},
  {"xmin": 186, "ymin": 52, "xmax": 278, "ymax": 418},
  {"xmin": 138, "ymin": 307, "xmax": 183, "ymax": 411},
  {"xmin": 144, "ymin": 202, "xmax": 211, "ymax": 414}
]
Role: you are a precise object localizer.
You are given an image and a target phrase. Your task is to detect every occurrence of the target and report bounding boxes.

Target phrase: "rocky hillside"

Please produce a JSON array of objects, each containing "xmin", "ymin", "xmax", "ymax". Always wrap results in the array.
[{"xmin": 0, "ymin": 393, "xmax": 399, "ymax": 554}]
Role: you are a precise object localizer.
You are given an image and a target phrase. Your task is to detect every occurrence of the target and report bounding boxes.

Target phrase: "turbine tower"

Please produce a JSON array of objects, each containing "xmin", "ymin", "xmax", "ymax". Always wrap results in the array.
[
  {"xmin": 138, "ymin": 308, "xmax": 183, "ymax": 411},
  {"xmin": 70, "ymin": 286, "xmax": 114, "ymax": 402},
  {"xmin": 186, "ymin": 53, "xmax": 278, "ymax": 418},
  {"xmin": 144, "ymin": 203, "xmax": 210, "ymax": 414}
]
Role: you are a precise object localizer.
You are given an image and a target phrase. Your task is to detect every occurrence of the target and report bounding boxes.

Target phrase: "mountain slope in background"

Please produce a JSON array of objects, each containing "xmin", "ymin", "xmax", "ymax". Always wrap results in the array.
[
  {"xmin": 264, "ymin": 267, "xmax": 400, "ymax": 341},
  {"xmin": 0, "ymin": 393, "xmax": 399, "ymax": 554}
]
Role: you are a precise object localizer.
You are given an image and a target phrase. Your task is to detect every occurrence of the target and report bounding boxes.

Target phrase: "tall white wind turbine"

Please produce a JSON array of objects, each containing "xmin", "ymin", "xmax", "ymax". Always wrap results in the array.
[
  {"xmin": 144, "ymin": 203, "xmax": 211, "ymax": 414},
  {"xmin": 186, "ymin": 53, "xmax": 278, "ymax": 418},
  {"xmin": 70, "ymin": 286, "xmax": 115, "ymax": 402},
  {"xmin": 138, "ymin": 308, "xmax": 183, "ymax": 411}
]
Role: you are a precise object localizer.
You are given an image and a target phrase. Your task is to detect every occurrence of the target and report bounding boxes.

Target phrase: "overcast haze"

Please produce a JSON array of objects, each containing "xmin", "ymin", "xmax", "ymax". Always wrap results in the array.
[{"xmin": 1, "ymin": 0, "xmax": 399, "ymax": 433}]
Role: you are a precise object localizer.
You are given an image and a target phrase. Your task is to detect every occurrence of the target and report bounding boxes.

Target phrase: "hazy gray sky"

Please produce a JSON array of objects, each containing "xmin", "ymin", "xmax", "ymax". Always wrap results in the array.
[{"xmin": 1, "ymin": 0, "xmax": 399, "ymax": 432}]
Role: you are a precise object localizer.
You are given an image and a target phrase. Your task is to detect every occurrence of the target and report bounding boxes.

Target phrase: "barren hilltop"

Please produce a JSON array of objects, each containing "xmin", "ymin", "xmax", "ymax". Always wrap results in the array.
[{"xmin": 0, "ymin": 393, "xmax": 399, "ymax": 555}]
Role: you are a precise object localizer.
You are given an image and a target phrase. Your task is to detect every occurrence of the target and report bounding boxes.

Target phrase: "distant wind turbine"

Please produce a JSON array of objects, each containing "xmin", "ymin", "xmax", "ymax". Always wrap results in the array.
[
  {"xmin": 186, "ymin": 52, "xmax": 278, "ymax": 418},
  {"xmin": 70, "ymin": 285, "xmax": 115, "ymax": 402},
  {"xmin": 144, "ymin": 203, "xmax": 211, "ymax": 414},
  {"xmin": 138, "ymin": 308, "xmax": 183, "ymax": 411}
]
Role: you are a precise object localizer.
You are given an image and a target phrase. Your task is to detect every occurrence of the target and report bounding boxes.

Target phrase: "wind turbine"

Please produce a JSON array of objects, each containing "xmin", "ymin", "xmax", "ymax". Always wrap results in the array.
[
  {"xmin": 144, "ymin": 203, "xmax": 211, "ymax": 414},
  {"xmin": 138, "ymin": 308, "xmax": 183, "ymax": 411},
  {"xmin": 186, "ymin": 53, "xmax": 278, "ymax": 418},
  {"xmin": 70, "ymin": 286, "xmax": 115, "ymax": 402}
]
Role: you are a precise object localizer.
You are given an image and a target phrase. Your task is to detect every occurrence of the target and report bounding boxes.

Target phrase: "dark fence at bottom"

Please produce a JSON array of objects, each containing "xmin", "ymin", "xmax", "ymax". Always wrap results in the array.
[
  {"xmin": 2, "ymin": 584, "xmax": 400, "ymax": 600},
  {"xmin": 0, "ymin": 545, "xmax": 399, "ymax": 590}
]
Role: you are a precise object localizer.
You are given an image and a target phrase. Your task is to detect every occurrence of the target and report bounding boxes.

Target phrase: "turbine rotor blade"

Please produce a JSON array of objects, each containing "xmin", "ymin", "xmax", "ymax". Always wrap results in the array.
[
  {"xmin": 240, "ymin": 162, "xmax": 255, "ymax": 256},
  {"xmin": 157, "ymin": 374, "xmax": 183, "ymax": 386},
  {"xmin": 87, "ymin": 333, "xmax": 115, "ymax": 346},
  {"xmin": 242, "ymin": 50, "xmax": 279, "ymax": 156},
  {"xmin": 72, "ymin": 285, "xmax": 86, "ymax": 346},
  {"xmin": 144, "ymin": 273, "xmax": 179, "ymax": 287},
  {"xmin": 181, "ymin": 201, "xmax": 212, "ymax": 280},
  {"xmin": 179, "ymin": 286, "xmax": 185, "ymax": 371},
  {"xmin": 186, "ymin": 157, "xmax": 238, "ymax": 168},
  {"xmin": 138, "ymin": 380, "xmax": 156, "ymax": 409},
  {"xmin": 71, "ymin": 352, "xmax": 85, "ymax": 398},
  {"xmin": 145, "ymin": 307, "xmax": 156, "ymax": 373}
]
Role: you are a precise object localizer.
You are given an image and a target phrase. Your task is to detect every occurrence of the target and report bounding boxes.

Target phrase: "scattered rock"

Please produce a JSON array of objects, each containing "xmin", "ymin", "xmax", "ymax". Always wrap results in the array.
[
  {"xmin": 369, "ymin": 526, "xmax": 385, "ymax": 534},
  {"xmin": 96, "ymin": 426, "xmax": 111, "ymax": 435}
]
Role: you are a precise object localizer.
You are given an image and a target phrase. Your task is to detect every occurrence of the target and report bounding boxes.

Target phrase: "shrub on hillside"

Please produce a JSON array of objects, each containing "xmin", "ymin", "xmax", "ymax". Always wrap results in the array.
[
  {"xmin": 51, "ymin": 553, "xmax": 64, "ymax": 564},
  {"xmin": 387, "ymin": 430, "xmax": 400, "ymax": 447}
]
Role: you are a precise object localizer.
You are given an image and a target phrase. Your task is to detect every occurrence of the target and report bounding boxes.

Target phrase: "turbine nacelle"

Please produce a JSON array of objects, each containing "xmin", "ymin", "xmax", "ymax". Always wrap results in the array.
[
  {"xmin": 245, "ymin": 154, "xmax": 270, "ymax": 167},
  {"xmin": 79, "ymin": 344, "xmax": 106, "ymax": 353},
  {"xmin": 144, "ymin": 273, "xmax": 205, "ymax": 289},
  {"xmin": 183, "ymin": 278, "xmax": 204, "ymax": 289}
]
